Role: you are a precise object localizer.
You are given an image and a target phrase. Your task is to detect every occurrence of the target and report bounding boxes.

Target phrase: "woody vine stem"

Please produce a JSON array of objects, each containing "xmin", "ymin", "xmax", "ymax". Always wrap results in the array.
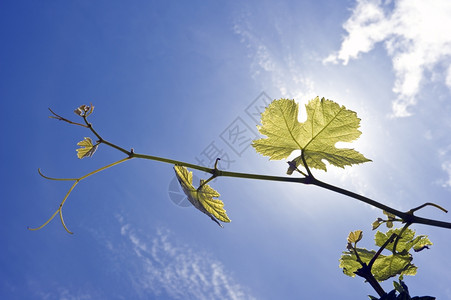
[{"xmin": 29, "ymin": 105, "xmax": 451, "ymax": 235}]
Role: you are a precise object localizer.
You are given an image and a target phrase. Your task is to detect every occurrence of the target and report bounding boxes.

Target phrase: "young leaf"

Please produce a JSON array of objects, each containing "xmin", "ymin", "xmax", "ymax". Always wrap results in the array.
[
  {"xmin": 174, "ymin": 165, "xmax": 231, "ymax": 227},
  {"xmin": 372, "ymin": 218, "xmax": 383, "ymax": 230},
  {"xmin": 383, "ymin": 210, "xmax": 396, "ymax": 220},
  {"xmin": 74, "ymin": 104, "xmax": 94, "ymax": 117},
  {"xmin": 383, "ymin": 210, "xmax": 396, "ymax": 228},
  {"xmin": 347, "ymin": 230, "xmax": 363, "ymax": 244},
  {"xmin": 252, "ymin": 97, "xmax": 371, "ymax": 172},
  {"xmin": 76, "ymin": 137, "xmax": 98, "ymax": 159}
]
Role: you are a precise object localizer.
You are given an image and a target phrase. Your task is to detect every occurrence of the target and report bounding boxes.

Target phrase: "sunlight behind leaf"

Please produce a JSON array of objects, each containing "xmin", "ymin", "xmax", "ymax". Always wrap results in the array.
[{"xmin": 253, "ymin": 97, "xmax": 371, "ymax": 172}]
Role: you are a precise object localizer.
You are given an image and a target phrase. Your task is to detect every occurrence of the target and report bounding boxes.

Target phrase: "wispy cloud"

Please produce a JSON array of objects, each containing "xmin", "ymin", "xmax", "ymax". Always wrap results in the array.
[
  {"xmin": 54, "ymin": 288, "xmax": 93, "ymax": 300},
  {"xmin": 233, "ymin": 13, "xmax": 315, "ymax": 101},
  {"xmin": 441, "ymin": 160, "xmax": 451, "ymax": 188},
  {"xmin": 325, "ymin": 0, "xmax": 451, "ymax": 117},
  {"xmin": 119, "ymin": 221, "xmax": 255, "ymax": 300},
  {"xmin": 29, "ymin": 281, "xmax": 94, "ymax": 300},
  {"xmin": 438, "ymin": 145, "xmax": 451, "ymax": 188}
]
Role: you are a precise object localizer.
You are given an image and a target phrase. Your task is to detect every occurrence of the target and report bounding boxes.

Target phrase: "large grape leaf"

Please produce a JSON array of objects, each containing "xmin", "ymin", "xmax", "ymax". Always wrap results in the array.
[
  {"xmin": 252, "ymin": 97, "xmax": 371, "ymax": 172},
  {"xmin": 174, "ymin": 165, "xmax": 231, "ymax": 227}
]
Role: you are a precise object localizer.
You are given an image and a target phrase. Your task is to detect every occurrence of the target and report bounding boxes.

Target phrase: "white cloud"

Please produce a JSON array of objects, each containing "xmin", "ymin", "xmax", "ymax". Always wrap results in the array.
[
  {"xmin": 446, "ymin": 64, "xmax": 451, "ymax": 89},
  {"xmin": 326, "ymin": 0, "xmax": 451, "ymax": 117},
  {"xmin": 119, "ymin": 224, "xmax": 255, "ymax": 300}
]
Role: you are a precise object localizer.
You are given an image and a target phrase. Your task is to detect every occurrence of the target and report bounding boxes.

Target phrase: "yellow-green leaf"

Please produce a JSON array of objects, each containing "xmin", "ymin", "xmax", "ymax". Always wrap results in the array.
[
  {"xmin": 76, "ymin": 137, "xmax": 98, "ymax": 159},
  {"xmin": 375, "ymin": 228, "xmax": 432, "ymax": 253},
  {"xmin": 174, "ymin": 165, "xmax": 231, "ymax": 227},
  {"xmin": 339, "ymin": 248, "xmax": 376, "ymax": 278},
  {"xmin": 339, "ymin": 248, "xmax": 417, "ymax": 281},
  {"xmin": 371, "ymin": 253, "xmax": 415, "ymax": 281},
  {"xmin": 347, "ymin": 230, "xmax": 363, "ymax": 244},
  {"xmin": 252, "ymin": 97, "xmax": 371, "ymax": 172}
]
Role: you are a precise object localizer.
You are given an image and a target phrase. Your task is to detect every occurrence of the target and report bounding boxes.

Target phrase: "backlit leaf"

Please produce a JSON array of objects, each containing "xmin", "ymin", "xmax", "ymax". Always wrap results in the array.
[
  {"xmin": 383, "ymin": 210, "xmax": 396, "ymax": 220},
  {"xmin": 174, "ymin": 165, "xmax": 231, "ymax": 227},
  {"xmin": 372, "ymin": 219, "xmax": 383, "ymax": 230},
  {"xmin": 76, "ymin": 137, "xmax": 98, "ymax": 159},
  {"xmin": 383, "ymin": 210, "xmax": 396, "ymax": 228},
  {"xmin": 339, "ymin": 248, "xmax": 376, "ymax": 278},
  {"xmin": 374, "ymin": 228, "xmax": 432, "ymax": 254},
  {"xmin": 252, "ymin": 97, "xmax": 371, "ymax": 172},
  {"xmin": 339, "ymin": 248, "xmax": 417, "ymax": 281},
  {"xmin": 347, "ymin": 230, "xmax": 363, "ymax": 244},
  {"xmin": 371, "ymin": 253, "xmax": 415, "ymax": 281}
]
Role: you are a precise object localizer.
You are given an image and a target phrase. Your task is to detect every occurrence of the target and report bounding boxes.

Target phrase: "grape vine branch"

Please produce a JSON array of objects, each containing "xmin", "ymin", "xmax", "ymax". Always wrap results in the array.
[{"xmin": 30, "ymin": 98, "xmax": 450, "ymax": 299}]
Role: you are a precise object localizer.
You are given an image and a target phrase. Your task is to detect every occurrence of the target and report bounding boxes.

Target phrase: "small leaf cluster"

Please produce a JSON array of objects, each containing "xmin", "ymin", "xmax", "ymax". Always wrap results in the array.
[
  {"xmin": 341, "ymin": 227, "xmax": 432, "ymax": 282},
  {"xmin": 372, "ymin": 211, "xmax": 401, "ymax": 230}
]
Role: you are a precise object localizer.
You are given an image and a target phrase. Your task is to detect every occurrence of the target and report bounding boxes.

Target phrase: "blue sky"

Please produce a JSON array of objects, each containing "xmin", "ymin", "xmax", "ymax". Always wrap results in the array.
[{"xmin": 1, "ymin": 0, "xmax": 451, "ymax": 299}]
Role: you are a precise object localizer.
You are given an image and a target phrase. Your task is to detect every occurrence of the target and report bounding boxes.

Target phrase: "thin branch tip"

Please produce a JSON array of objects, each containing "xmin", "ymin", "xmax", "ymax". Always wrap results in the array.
[
  {"xmin": 409, "ymin": 202, "xmax": 448, "ymax": 214},
  {"xmin": 59, "ymin": 210, "xmax": 73, "ymax": 234},
  {"xmin": 214, "ymin": 157, "xmax": 221, "ymax": 169},
  {"xmin": 48, "ymin": 107, "xmax": 58, "ymax": 116},
  {"xmin": 48, "ymin": 107, "xmax": 88, "ymax": 127},
  {"xmin": 37, "ymin": 168, "xmax": 52, "ymax": 179}
]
